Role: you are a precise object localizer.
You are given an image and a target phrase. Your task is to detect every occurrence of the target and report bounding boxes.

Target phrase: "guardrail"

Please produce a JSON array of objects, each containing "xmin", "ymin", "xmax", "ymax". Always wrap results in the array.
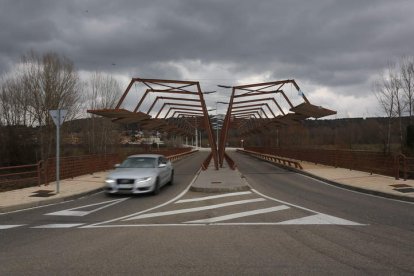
[
  {"xmin": 244, "ymin": 147, "xmax": 410, "ymax": 179},
  {"xmin": 0, "ymin": 147, "xmax": 196, "ymax": 192},
  {"xmin": 0, "ymin": 161, "xmax": 44, "ymax": 192},
  {"xmin": 167, "ymin": 150, "xmax": 199, "ymax": 162},
  {"xmin": 238, "ymin": 149, "xmax": 303, "ymax": 170}
]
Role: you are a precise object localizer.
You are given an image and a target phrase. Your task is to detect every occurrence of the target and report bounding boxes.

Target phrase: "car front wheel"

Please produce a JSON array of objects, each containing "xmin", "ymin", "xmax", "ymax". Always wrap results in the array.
[
  {"xmin": 152, "ymin": 178, "xmax": 160, "ymax": 195},
  {"xmin": 168, "ymin": 171, "xmax": 174, "ymax": 186}
]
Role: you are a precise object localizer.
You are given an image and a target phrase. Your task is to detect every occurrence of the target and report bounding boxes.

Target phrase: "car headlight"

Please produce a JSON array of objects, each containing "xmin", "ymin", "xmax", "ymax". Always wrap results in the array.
[
  {"xmin": 105, "ymin": 179, "xmax": 116, "ymax": 184},
  {"xmin": 136, "ymin": 177, "xmax": 152, "ymax": 183}
]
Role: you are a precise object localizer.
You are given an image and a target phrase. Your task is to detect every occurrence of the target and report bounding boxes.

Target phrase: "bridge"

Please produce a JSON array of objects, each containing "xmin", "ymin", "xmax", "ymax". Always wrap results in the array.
[
  {"xmin": 86, "ymin": 78, "xmax": 336, "ymax": 171},
  {"xmin": 1, "ymin": 78, "xmax": 414, "ymax": 274}
]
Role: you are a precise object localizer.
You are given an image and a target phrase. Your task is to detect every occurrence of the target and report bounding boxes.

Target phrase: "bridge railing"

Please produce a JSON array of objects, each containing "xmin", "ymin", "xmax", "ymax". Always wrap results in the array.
[
  {"xmin": 238, "ymin": 149, "xmax": 303, "ymax": 170},
  {"xmin": 0, "ymin": 162, "xmax": 44, "ymax": 192},
  {"xmin": 167, "ymin": 149, "xmax": 198, "ymax": 162},
  {"xmin": 244, "ymin": 147, "xmax": 409, "ymax": 179},
  {"xmin": 0, "ymin": 148, "xmax": 195, "ymax": 192}
]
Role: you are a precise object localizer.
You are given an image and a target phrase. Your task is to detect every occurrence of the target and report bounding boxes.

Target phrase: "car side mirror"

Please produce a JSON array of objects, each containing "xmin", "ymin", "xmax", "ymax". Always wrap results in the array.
[
  {"xmin": 158, "ymin": 163, "xmax": 167, "ymax": 168},
  {"xmin": 114, "ymin": 164, "xmax": 120, "ymax": 168}
]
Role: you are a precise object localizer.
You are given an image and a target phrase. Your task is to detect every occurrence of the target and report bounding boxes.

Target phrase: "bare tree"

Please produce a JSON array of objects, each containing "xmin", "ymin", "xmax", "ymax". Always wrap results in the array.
[
  {"xmin": 401, "ymin": 56, "xmax": 414, "ymax": 122},
  {"xmin": 19, "ymin": 51, "xmax": 81, "ymax": 160},
  {"xmin": 373, "ymin": 62, "xmax": 405, "ymax": 152},
  {"xmin": 83, "ymin": 72, "xmax": 122, "ymax": 154}
]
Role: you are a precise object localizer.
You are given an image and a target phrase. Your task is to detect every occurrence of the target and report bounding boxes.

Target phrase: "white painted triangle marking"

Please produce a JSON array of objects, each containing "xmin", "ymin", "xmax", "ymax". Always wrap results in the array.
[
  {"xmin": 175, "ymin": 191, "xmax": 252, "ymax": 203},
  {"xmin": 46, "ymin": 198, "xmax": 129, "ymax": 216},
  {"xmin": 32, "ymin": 223, "xmax": 84, "ymax": 228},
  {"xmin": 186, "ymin": 205, "xmax": 290, "ymax": 223},
  {"xmin": 124, "ymin": 198, "xmax": 266, "ymax": 221},
  {"xmin": 276, "ymin": 213, "xmax": 363, "ymax": 225},
  {"xmin": 0, "ymin": 225, "xmax": 25, "ymax": 229}
]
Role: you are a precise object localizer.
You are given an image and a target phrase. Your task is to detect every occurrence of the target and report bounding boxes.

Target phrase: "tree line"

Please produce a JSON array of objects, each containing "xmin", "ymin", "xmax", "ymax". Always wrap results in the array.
[
  {"xmin": 0, "ymin": 51, "xmax": 122, "ymax": 166},
  {"xmin": 373, "ymin": 56, "xmax": 414, "ymax": 153}
]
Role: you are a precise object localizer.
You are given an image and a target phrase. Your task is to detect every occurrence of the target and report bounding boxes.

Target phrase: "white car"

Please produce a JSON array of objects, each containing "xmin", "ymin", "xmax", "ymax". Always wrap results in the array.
[{"xmin": 105, "ymin": 154, "xmax": 174, "ymax": 195}]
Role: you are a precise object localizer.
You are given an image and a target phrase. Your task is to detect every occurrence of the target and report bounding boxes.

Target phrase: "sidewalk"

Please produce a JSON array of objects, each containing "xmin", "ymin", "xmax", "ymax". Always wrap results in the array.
[
  {"xmin": 0, "ymin": 172, "xmax": 106, "ymax": 213},
  {"xmin": 299, "ymin": 161, "xmax": 414, "ymax": 202},
  {"xmin": 1, "ymin": 159, "xmax": 413, "ymax": 213}
]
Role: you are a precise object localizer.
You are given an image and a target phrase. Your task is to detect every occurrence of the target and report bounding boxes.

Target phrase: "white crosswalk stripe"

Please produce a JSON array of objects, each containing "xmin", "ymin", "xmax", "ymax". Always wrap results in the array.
[
  {"xmin": 175, "ymin": 191, "xmax": 252, "ymax": 203},
  {"xmin": 185, "ymin": 205, "xmax": 290, "ymax": 223},
  {"xmin": 32, "ymin": 223, "xmax": 85, "ymax": 229},
  {"xmin": 124, "ymin": 198, "xmax": 266, "ymax": 221},
  {"xmin": 0, "ymin": 225, "xmax": 25, "ymax": 229}
]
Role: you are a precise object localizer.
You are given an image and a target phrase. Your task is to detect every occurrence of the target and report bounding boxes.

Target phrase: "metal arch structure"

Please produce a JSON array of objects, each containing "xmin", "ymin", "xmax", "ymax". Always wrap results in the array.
[
  {"xmin": 218, "ymin": 79, "xmax": 336, "ymax": 167},
  {"xmin": 88, "ymin": 78, "xmax": 219, "ymax": 170}
]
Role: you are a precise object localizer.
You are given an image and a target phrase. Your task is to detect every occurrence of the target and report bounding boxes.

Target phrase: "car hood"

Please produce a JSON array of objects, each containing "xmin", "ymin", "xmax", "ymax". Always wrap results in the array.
[{"xmin": 107, "ymin": 168, "xmax": 158, "ymax": 179}]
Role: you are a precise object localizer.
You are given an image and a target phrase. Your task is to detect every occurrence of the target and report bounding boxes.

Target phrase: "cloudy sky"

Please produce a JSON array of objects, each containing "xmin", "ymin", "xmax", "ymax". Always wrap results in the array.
[{"xmin": 1, "ymin": 0, "xmax": 413, "ymax": 118}]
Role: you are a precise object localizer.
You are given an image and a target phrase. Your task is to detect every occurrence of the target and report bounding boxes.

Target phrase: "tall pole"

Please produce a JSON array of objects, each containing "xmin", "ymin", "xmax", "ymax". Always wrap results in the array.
[
  {"xmin": 50, "ymin": 109, "xmax": 67, "ymax": 194},
  {"xmin": 56, "ymin": 109, "xmax": 60, "ymax": 194},
  {"xmin": 216, "ymin": 102, "xmax": 219, "ymax": 150}
]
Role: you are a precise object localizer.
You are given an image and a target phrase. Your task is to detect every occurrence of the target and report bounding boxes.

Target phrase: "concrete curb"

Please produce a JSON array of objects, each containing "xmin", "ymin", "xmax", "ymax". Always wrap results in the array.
[
  {"xmin": 0, "ymin": 188, "xmax": 103, "ymax": 214},
  {"xmin": 189, "ymin": 167, "xmax": 250, "ymax": 193},
  {"xmin": 190, "ymin": 185, "xmax": 250, "ymax": 193},
  {"xmin": 293, "ymin": 169, "xmax": 414, "ymax": 203}
]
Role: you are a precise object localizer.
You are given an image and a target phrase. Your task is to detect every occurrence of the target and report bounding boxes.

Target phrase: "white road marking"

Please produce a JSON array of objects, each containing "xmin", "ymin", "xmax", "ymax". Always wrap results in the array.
[
  {"xmin": 45, "ymin": 198, "xmax": 128, "ymax": 216},
  {"xmin": 175, "ymin": 191, "xmax": 252, "ymax": 203},
  {"xmin": 80, "ymin": 169, "xmax": 365, "ymax": 228},
  {"xmin": 276, "ymin": 214, "xmax": 364, "ymax": 225},
  {"xmin": 185, "ymin": 205, "xmax": 290, "ymax": 223},
  {"xmin": 82, "ymin": 168, "xmax": 202, "ymax": 228},
  {"xmin": 251, "ymin": 188, "xmax": 365, "ymax": 225},
  {"xmin": 124, "ymin": 198, "xmax": 266, "ymax": 221},
  {"xmin": 0, "ymin": 225, "xmax": 25, "ymax": 229},
  {"xmin": 32, "ymin": 223, "xmax": 84, "ymax": 228}
]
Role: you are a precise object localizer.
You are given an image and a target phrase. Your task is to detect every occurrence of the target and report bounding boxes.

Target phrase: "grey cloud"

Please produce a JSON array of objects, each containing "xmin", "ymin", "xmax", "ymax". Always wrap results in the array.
[{"xmin": 1, "ymin": 0, "xmax": 414, "ymax": 101}]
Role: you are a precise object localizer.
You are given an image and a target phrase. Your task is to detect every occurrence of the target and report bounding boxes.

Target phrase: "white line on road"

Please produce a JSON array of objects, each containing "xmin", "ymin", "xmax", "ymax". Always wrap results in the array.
[
  {"xmin": 185, "ymin": 205, "xmax": 290, "ymax": 223},
  {"xmin": 175, "ymin": 191, "xmax": 252, "ymax": 203},
  {"xmin": 45, "ymin": 198, "xmax": 129, "ymax": 216},
  {"xmin": 82, "ymin": 168, "xmax": 202, "ymax": 228},
  {"xmin": 276, "ymin": 213, "xmax": 364, "ymax": 225},
  {"xmin": 0, "ymin": 225, "xmax": 25, "ymax": 229},
  {"xmin": 251, "ymin": 188, "xmax": 365, "ymax": 225},
  {"xmin": 31, "ymin": 223, "xmax": 85, "ymax": 228},
  {"xmin": 124, "ymin": 198, "xmax": 266, "ymax": 221}
]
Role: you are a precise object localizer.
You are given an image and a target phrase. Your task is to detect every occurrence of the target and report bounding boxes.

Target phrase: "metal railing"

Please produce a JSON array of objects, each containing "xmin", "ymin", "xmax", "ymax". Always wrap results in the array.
[
  {"xmin": 167, "ymin": 150, "xmax": 198, "ymax": 162},
  {"xmin": 0, "ymin": 161, "xmax": 45, "ymax": 192},
  {"xmin": 0, "ymin": 148, "xmax": 196, "ymax": 192},
  {"xmin": 238, "ymin": 149, "xmax": 303, "ymax": 170},
  {"xmin": 244, "ymin": 147, "xmax": 412, "ymax": 179}
]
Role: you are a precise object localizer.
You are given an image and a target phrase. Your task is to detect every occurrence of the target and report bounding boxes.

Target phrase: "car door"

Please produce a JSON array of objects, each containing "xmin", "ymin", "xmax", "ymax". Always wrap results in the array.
[{"xmin": 158, "ymin": 157, "xmax": 169, "ymax": 184}]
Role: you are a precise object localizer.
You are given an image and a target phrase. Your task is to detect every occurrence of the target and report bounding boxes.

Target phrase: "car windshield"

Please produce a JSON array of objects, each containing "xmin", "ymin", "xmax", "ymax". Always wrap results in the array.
[{"xmin": 119, "ymin": 157, "xmax": 156, "ymax": 168}]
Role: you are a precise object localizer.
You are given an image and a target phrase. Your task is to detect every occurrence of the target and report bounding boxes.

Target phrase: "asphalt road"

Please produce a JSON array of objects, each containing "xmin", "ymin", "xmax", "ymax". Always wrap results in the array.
[{"xmin": 1, "ymin": 151, "xmax": 413, "ymax": 275}]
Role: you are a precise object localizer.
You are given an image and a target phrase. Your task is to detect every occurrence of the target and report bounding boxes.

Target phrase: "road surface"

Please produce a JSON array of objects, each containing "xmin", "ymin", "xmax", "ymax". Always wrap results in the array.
[{"xmin": 1, "ymin": 151, "xmax": 413, "ymax": 275}]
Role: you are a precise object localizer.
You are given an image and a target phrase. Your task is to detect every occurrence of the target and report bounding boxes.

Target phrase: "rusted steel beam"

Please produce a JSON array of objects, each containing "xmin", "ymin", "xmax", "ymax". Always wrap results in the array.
[
  {"xmin": 233, "ymin": 95, "xmax": 284, "ymax": 116},
  {"xmin": 165, "ymin": 107, "xmax": 203, "ymax": 118},
  {"xmin": 158, "ymin": 102, "xmax": 202, "ymax": 118},
  {"xmin": 174, "ymin": 111, "xmax": 203, "ymax": 117},
  {"xmin": 218, "ymin": 87, "xmax": 235, "ymax": 167},
  {"xmin": 233, "ymin": 90, "xmax": 283, "ymax": 98},
  {"xmin": 115, "ymin": 79, "xmax": 135, "ymax": 109},
  {"xmin": 231, "ymin": 107, "xmax": 265, "ymax": 114},
  {"xmin": 197, "ymin": 82, "xmax": 218, "ymax": 170},
  {"xmin": 147, "ymin": 96, "xmax": 200, "ymax": 115}
]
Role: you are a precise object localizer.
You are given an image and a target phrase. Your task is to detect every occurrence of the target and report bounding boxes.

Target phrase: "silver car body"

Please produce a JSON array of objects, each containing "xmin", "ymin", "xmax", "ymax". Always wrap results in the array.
[{"xmin": 104, "ymin": 154, "xmax": 173, "ymax": 194}]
